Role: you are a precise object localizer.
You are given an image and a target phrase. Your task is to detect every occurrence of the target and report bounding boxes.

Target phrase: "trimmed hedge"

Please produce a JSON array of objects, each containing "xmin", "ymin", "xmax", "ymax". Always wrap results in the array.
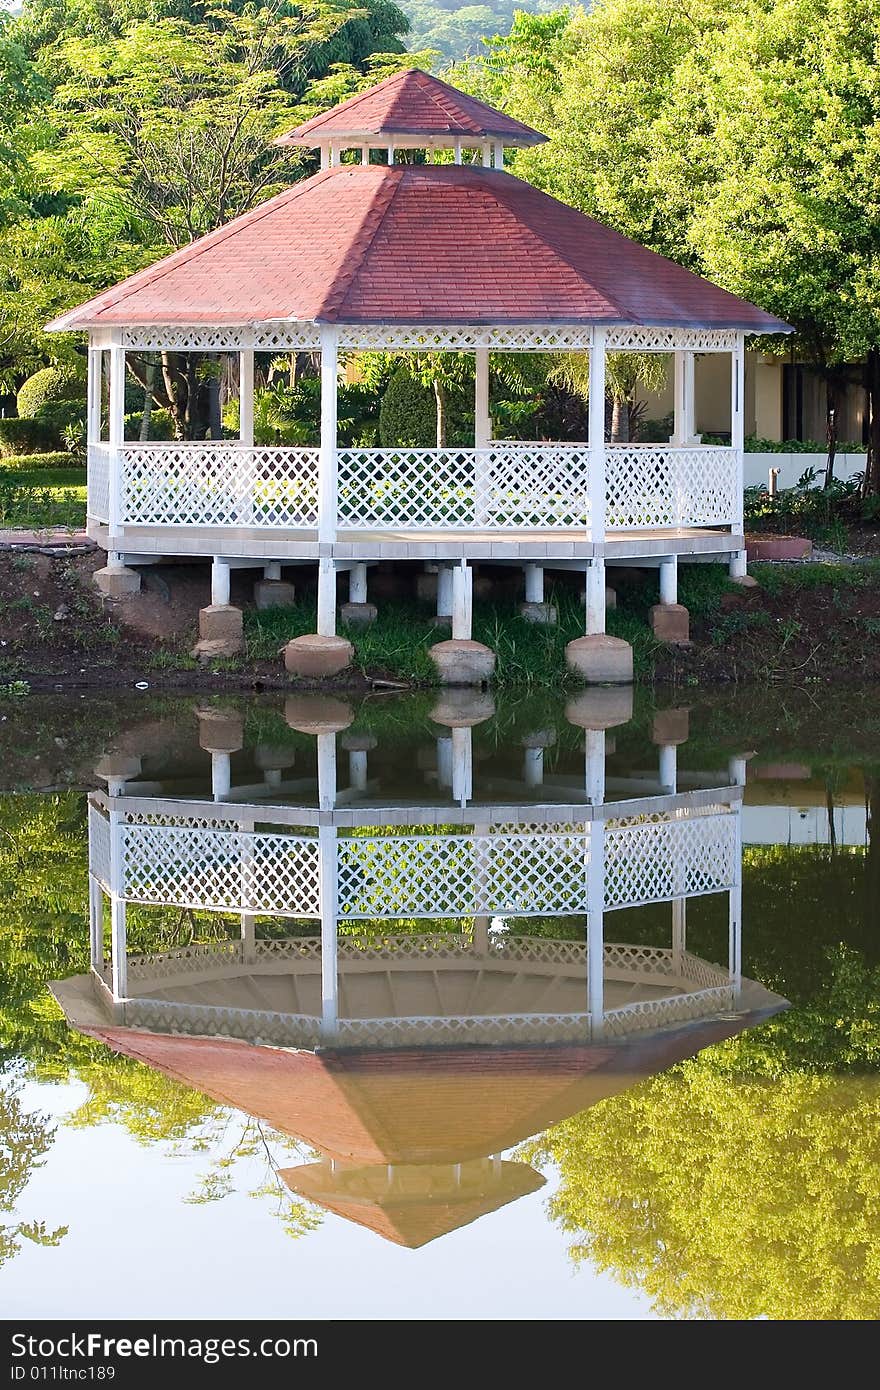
[
  {"xmin": 378, "ymin": 367, "xmax": 438, "ymax": 447},
  {"xmin": 0, "ymin": 417, "xmax": 59, "ymax": 456},
  {"xmin": 16, "ymin": 363, "xmax": 85, "ymax": 418},
  {"xmin": 0, "ymin": 451, "xmax": 73, "ymax": 470}
]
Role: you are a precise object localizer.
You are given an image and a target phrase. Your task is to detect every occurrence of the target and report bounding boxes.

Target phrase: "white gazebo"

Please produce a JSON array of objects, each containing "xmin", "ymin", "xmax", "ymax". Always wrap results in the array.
[{"xmin": 47, "ymin": 68, "xmax": 791, "ymax": 682}]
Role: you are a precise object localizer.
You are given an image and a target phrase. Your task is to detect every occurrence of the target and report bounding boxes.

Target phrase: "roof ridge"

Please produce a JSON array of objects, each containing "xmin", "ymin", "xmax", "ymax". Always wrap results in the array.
[
  {"xmin": 410, "ymin": 69, "xmax": 482, "ymax": 135},
  {"xmin": 287, "ymin": 68, "xmax": 413, "ymax": 138},
  {"xmin": 314, "ymin": 167, "xmax": 407, "ymax": 322},
  {"xmin": 48, "ymin": 171, "xmax": 340, "ymax": 330}
]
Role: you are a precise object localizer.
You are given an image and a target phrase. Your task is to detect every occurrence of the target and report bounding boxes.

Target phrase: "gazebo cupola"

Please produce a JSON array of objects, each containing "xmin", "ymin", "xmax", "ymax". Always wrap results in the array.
[
  {"xmin": 274, "ymin": 67, "xmax": 547, "ymax": 169},
  {"xmin": 46, "ymin": 67, "xmax": 791, "ymax": 687}
]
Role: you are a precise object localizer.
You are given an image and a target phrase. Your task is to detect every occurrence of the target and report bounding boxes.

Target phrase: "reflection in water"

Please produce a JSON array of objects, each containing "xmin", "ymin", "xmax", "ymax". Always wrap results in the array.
[
  {"xmin": 1, "ymin": 687, "xmax": 877, "ymax": 1316},
  {"xmin": 51, "ymin": 688, "xmax": 784, "ymax": 1249}
]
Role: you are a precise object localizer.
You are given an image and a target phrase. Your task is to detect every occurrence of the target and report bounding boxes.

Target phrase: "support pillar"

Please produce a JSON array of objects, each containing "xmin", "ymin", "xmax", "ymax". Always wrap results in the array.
[
  {"xmin": 587, "ymin": 822, "xmax": 605, "ymax": 1037},
  {"xmin": 436, "ymin": 565, "xmax": 453, "ymax": 624},
  {"xmin": 451, "ymin": 560, "xmax": 472, "ymax": 640},
  {"xmin": 451, "ymin": 726, "xmax": 472, "ymax": 804},
  {"xmin": 671, "ymin": 351, "xmax": 695, "ymax": 445},
  {"xmin": 473, "ymin": 917, "xmax": 490, "ymax": 952},
  {"xmin": 316, "ymin": 730, "xmax": 337, "ymax": 812},
  {"xmin": 651, "ymin": 554, "xmax": 689, "ymax": 644},
  {"xmin": 319, "ymin": 824, "xmax": 339, "ymax": 1038},
  {"xmin": 317, "ymin": 557, "xmax": 337, "ymax": 637},
  {"xmin": 240, "ymin": 810, "xmax": 256, "ymax": 962},
  {"xmin": 474, "ymin": 346, "xmax": 490, "ymax": 525},
  {"xmin": 211, "ymin": 557, "xmax": 230, "ymax": 607},
  {"xmin": 340, "ymin": 561, "xmax": 376, "ymax": 627},
  {"xmin": 195, "ymin": 557, "xmax": 242, "ymax": 657},
  {"xmin": 520, "ymin": 562, "xmax": 556, "ymax": 625},
  {"xmin": 348, "ymin": 749, "xmax": 368, "ymax": 792},
  {"xmin": 672, "ymin": 898, "xmax": 686, "ymax": 975},
  {"xmin": 589, "ymin": 329, "xmax": 606, "ymax": 545},
  {"xmin": 584, "ymin": 728, "xmax": 605, "ymax": 805},
  {"xmin": 211, "ymin": 752, "xmax": 231, "ymax": 801},
  {"xmin": 107, "ymin": 343, "xmax": 125, "ymax": 544},
  {"xmin": 659, "ymin": 555, "xmax": 678, "ymax": 606},
  {"xmin": 254, "ymin": 560, "xmax": 295, "ymax": 610},
  {"xmin": 109, "ymin": 803, "xmax": 127, "ymax": 1001},
  {"xmin": 729, "ymin": 808, "xmax": 743, "ymax": 998},
  {"xmin": 431, "ymin": 561, "xmax": 495, "ymax": 684},
  {"xmin": 658, "ymin": 744, "xmax": 677, "ymax": 795},
  {"xmin": 584, "ymin": 559, "xmax": 606, "ymax": 635},
  {"xmin": 437, "ymin": 736, "xmax": 453, "ymax": 789},
  {"xmin": 92, "ymin": 341, "xmax": 143, "ymax": 597},
  {"xmin": 89, "ymin": 877, "xmax": 103, "ymax": 971},
  {"xmin": 523, "ymin": 746, "xmax": 544, "ymax": 789},
  {"xmin": 728, "ymin": 755, "xmax": 748, "ymax": 787},
  {"xmin": 318, "ymin": 327, "xmax": 338, "ymax": 546},
  {"xmin": 729, "ymin": 549, "xmax": 748, "ymax": 580}
]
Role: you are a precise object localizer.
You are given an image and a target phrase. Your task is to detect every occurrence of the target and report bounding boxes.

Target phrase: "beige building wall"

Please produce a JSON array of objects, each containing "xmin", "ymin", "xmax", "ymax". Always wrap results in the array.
[{"xmin": 636, "ymin": 350, "xmax": 783, "ymax": 441}]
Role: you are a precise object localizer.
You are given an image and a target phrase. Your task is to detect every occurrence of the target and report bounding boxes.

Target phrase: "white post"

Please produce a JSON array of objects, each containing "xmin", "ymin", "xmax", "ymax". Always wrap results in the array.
[
  {"xmin": 524, "ymin": 564, "xmax": 543, "ymax": 603},
  {"xmin": 317, "ymin": 557, "xmax": 336, "ymax": 637},
  {"xmin": 387, "ymin": 143, "xmax": 394, "ymax": 164},
  {"xmin": 523, "ymin": 747, "xmax": 544, "ymax": 788},
  {"xmin": 659, "ymin": 555, "xmax": 678, "ymax": 605},
  {"xmin": 493, "ymin": 141, "xmax": 504, "ymax": 168},
  {"xmin": 731, "ymin": 334, "xmax": 745, "ymax": 539},
  {"xmin": 481, "ymin": 142, "xmax": 491, "ymax": 167},
  {"xmin": 474, "ymin": 346, "xmax": 491, "ymax": 525},
  {"xmin": 437, "ymin": 565, "xmax": 454, "ymax": 619},
  {"xmin": 349, "ymin": 562, "xmax": 367, "ymax": 605},
  {"xmin": 585, "ymin": 559, "xmax": 606, "ymax": 636},
  {"xmin": 108, "ymin": 343, "xmax": 126, "ymax": 540},
  {"xmin": 211, "ymin": 556, "xmax": 230, "ymax": 607},
  {"xmin": 585, "ymin": 728, "xmax": 605, "ymax": 805},
  {"xmin": 361, "ymin": 144, "xmax": 369, "ymax": 165},
  {"xmin": 451, "ymin": 726, "xmax": 472, "ymax": 804},
  {"xmin": 451, "ymin": 560, "xmax": 472, "ymax": 640},
  {"xmin": 672, "ymin": 898, "xmax": 686, "ymax": 974},
  {"xmin": 320, "ymin": 147, "xmax": 330, "ymax": 171},
  {"xmin": 318, "ymin": 326, "xmax": 338, "ymax": 545},
  {"xmin": 317, "ymin": 731, "xmax": 337, "ymax": 812},
  {"xmin": 319, "ymin": 824, "xmax": 339, "ymax": 1037},
  {"xmin": 240, "ymin": 811, "xmax": 255, "ymax": 962},
  {"xmin": 239, "ymin": 349, "xmax": 254, "ymax": 447},
  {"xmin": 349, "ymin": 749, "xmax": 368, "ymax": 792},
  {"xmin": 453, "ymin": 138, "xmax": 462, "ymax": 165},
  {"xmin": 587, "ymin": 822, "xmax": 605, "ymax": 1036},
  {"xmin": 658, "ymin": 744, "xmax": 677, "ymax": 794},
  {"xmin": 264, "ymin": 561, "xmax": 282, "ymax": 581},
  {"xmin": 211, "ymin": 752, "xmax": 231, "ymax": 802},
  {"xmin": 109, "ymin": 806, "xmax": 127, "ymax": 999},
  {"xmin": 729, "ymin": 808, "xmax": 743, "ymax": 997},
  {"xmin": 87, "ymin": 346, "xmax": 102, "ymax": 446},
  {"xmin": 589, "ymin": 329, "xmax": 607, "ymax": 543},
  {"xmin": 473, "ymin": 819, "xmax": 490, "ymax": 941},
  {"xmin": 730, "ymin": 549, "xmax": 748, "ymax": 579},
  {"xmin": 729, "ymin": 755, "xmax": 748, "ymax": 787},
  {"xmin": 671, "ymin": 351, "xmax": 695, "ymax": 445},
  {"xmin": 437, "ymin": 736, "xmax": 453, "ymax": 789},
  {"xmin": 89, "ymin": 877, "xmax": 103, "ymax": 971}
]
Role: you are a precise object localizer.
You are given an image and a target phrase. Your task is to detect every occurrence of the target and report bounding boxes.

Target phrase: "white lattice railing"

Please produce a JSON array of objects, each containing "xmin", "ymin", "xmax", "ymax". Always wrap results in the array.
[
  {"xmin": 119, "ymin": 444, "xmax": 319, "ymax": 528},
  {"xmin": 603, "ymin": 983, "xmax": 735, "ymax": 1036},
  {"xmin": 605, "ymin": 445, "xmax": 738, "ymax": 530},
  {"xmin": 88, "ymin": 804, "xmax": 111, "ymax": 891},
  {"xmin": 87, "ymin": 440, "xmax": 739, "ymax": 536},
  {"xmin": 97, "ymin": 812, "xmax": 736, "ymax": 919},
  {"xmin": 337, "ymin": 444, "xmax": 590, "ymax": 531},
  {"xmin": 87, "ymin": 443, "xmax": 111, "ymax": 523}
]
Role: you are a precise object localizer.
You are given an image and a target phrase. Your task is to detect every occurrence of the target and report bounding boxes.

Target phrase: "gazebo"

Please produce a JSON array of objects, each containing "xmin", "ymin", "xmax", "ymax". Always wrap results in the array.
[{"xmin": 47, "ymin": 68, "xmax": 790, "ymax": 682}]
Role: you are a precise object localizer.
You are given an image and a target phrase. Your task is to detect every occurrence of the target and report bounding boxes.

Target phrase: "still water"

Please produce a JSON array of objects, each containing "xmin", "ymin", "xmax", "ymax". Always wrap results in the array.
[{"xmin": 0, "ymin": 686, "xmax": 878, "ymax": 1321}]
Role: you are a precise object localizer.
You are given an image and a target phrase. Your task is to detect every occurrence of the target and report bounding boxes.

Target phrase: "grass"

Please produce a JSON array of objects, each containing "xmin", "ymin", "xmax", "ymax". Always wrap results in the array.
[
  {"xmin": 0, "ymin": 467, "xmax": 87, "ymax": 529},
  {"xmin": 750, "ymin": 559, "xmax": 880, "ymax": 595}
]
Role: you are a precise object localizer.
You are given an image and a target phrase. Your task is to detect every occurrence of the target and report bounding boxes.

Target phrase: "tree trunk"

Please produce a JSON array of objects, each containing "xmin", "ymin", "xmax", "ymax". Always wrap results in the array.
[
  {"xmin": 433, "ymin": 377, "xmax": 448, "ymax": 449},
  {"xmin": 139, "ymin": 358, "xmax": 157, "ymax": 441},
  {"xmin": 863, "ymin": 349, "xmax": 880, "ymax": 498},
  {"xmin": 206, "ymin": 375, "xmax": 222, "ymax": 439},
  {"xmin": 160, "ymin": 351, "xmax": 187, "ymax": 439},
  {"xmin": 824, "ymin": 377, "xmax": 839, "ymax": 488},
  {"xmin": 610, "ymin": 394, "xmax": 629, "ymax": 444}
]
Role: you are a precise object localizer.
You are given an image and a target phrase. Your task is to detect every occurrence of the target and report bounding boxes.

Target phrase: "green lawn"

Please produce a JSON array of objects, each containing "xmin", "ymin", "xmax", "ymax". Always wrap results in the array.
[{"xmin": 0, "ymin": 468, "xmax": 87, "ymax": 529}]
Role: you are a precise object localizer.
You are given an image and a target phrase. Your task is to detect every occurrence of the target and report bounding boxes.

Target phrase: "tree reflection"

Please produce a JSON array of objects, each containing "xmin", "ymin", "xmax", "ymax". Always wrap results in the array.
[{"xmin": 0, "ymin": 1078, "xmax": 67, "ymax": 1268}]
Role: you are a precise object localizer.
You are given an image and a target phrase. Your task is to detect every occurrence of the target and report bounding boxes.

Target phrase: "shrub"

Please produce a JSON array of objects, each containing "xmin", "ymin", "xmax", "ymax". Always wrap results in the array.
[
  {"xmin": 34, "ymin": 399, "xmax": 85, "ymax": 437},
  {"xmin": 0, "ymin": 417, "xmax": 59, "ymax": 456},
  {"xmin": 377, "ymin": 366, "xmax": 472, "ymax": 447},
  {"xmin": 123, "ymin": 407, "xmax": 176, "ymax": 441},
  {"xmin": 0, "ymin": 451, "xmax": 72, "ymax": 469},
  {"xmin": 16, "ymin": 363, "xmax": 85, "ymax": 419}
]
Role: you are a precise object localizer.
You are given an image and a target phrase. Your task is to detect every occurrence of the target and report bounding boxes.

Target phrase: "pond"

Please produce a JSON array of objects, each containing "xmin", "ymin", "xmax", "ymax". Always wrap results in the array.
[{"xmin": 0, "ymin": 685, "xmax": 878, "ymax": 1321}]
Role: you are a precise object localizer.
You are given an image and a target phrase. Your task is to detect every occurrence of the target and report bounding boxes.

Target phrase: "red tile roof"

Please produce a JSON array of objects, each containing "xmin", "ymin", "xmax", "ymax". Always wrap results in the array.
[
  {"xmin": 276, "ymin": 68, "xmax": 546, "ymax": 147},
  {"xmin": 47, "ymin": 163, "xmax": 791, "ymax": 334}
]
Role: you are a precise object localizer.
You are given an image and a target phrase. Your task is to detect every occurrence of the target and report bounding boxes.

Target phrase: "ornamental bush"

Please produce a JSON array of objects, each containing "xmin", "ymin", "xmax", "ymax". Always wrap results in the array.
[
  {"xmin": 378, "ymin": 367, "xmax": 437, "ymax": 447},
  {"xmin": 16, "ymin": 363, "xmax": 85, "ymax": 419},
  {"xmin": 0, "ymin": 451, "xmax": 72, "ymax": 469}
]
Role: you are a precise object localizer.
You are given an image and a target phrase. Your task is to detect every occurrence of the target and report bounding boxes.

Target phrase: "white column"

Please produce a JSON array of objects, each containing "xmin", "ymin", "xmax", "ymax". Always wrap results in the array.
[
  {"xmin": 349, "ymin": 749, "xmax": 368, "ymax": 792},
  {"xmin": 731, "ymin": 334, "xmax": 745, "ymax": 539},
  {"xmin": 585, "ymin": 728, "xmax": 605, "ymax": 805},
  {"xmin": 89, "ymin": 877, "xmax": 103, "ymax": 971},
  {"xmin": 729, "ymin": 807, "xmax": 743, "ymax": 996},
  {"xmin": 437, "ymin": 565, "xmax": 454, "ymax": 619},
  {"xmin": 671, "ymin": 351, "xmax": 695, "ymax": 445},
  {"xmin": 672, "ymin": 898, "xmax": 686, "ymax": 974},
  {"xmin": 109, "ymin": 806, "xmax": 127, "ymax": 999},
  {"xmin": 319, "ymin": 824, "xmax": 339, "ymax": 1037},
  {"xmin": 387, "ymin": 143, "xmax": 394, "ymax": 164},
  {"xmin": 453, "ymin": 138, "xmax": 462, "ymax": 165},
  {"xmin": 473, "ymin": 819, "xmax": 490, "ymax": 945},
  {"xmin": 240, "ymin": 811, "xmax": 255, "ymax": 961},
  {"xmin": 108, "ymin": 343, "xmax": 126, "ymax": 540},
  {"xmin": 264, "ymin": 561, "xmax": 281, "ymax": 581},
  {"xmin": 349, "ymin": 562, "xmax": 367, "ymax": 605},
  {"xmin": 318, "ymin": 326, "xmax": 338, "ymax": 545},
  {"xmin": 451, "ymin": 726, "xmax": 472, "ymax": 804},
  {"xmin": 437, "ymin": 735, "xmax": 453, "ymax": 789},
  {"xmin": 211, "ymin": 556, "xmax": 230, "ymax": 606},
  {"xmin": 523, "ymin": 747, "xmax": 544, "ymax": 788},
  {"xmin": 524, "ymin": 564, "xmax": 543, "ymax": 603},
  {"xmin": 87, "ymin": 346, "xmax": 102, "ymax": 446},
  {"xmin": 585, "ymin": 559, "xmax": 606, "ymax": 636},
  {"xmin": 493, "ymin": 141, "xmax": 504, "ymax": 168},
  {"xmin": 481, "ymin": 142, "xmax": 491, "ymax": 167},
  {"xmin": 317, "ymin": 557, "xmax": 336, "ymax": 637},
  {"xmin": 360, "ymin": 144, "xmax": 369, "ymax": 165},
  {"xmin": 239, "ymin": 349, "xmax": 254, "ymax": 447},
  {"xmin": 658, "ymin": 744, "xmax": 677, "ymax": 794},
  {"xmin": 730, "ymin": 549, "xmax": 748, "ymax": 579},
  {"xmin": 659, "ymin": 555, "xmax": 677, "ymax": 606},
  {"xmin": 728, "ymin": 755, "xmax": 748, "ymax": 787},
  {"xmin": 587, "ymin": 822, "xmax": 605, "ymax": 1036},
  {"xmin": 451, "ymin": 560, "xmax": 472, "ymax": 640},
  {"xmin": 474, "ymin": 347, "xmax": 491, "ymax": 448},
  {"xmin": 316, "ymin": 731, "xmax": 337, "ymax": 812},
  {"xmin": 211, "ymin": 752, "xmax": 231, "ymax": 801},
  {"xmin": 588, "ymin": 329, "xmax": 607, "ymax": 543}
]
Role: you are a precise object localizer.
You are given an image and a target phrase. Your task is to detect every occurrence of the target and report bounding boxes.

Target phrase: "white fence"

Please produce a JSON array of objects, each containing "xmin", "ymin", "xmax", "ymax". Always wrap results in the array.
[
  {"xmin": 86, "ymin": 441, "xmax": 740, "ymax": 536},
  {"xmin": 100, "ymin": 810, "xmax": 736, "ymax": 919}
]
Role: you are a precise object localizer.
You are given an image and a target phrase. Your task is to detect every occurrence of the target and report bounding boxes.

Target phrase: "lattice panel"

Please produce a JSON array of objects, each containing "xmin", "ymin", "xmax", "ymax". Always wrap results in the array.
[
  {"xmin": 337, "ymin": 835, "xmax": 477, "ymax": 918},
  {"xmin": 88, "ymin": 806, "xmax": 111, "ymax": 891},
  {"xmin": 681, "ymin": 951, "xmax": 730, "ymax": 989},
  {"xmin": 87, "ymin": 444, "xmax": 111, "ymax": 523},
  {"xmin": 605, "ymin": 446, "xmax": 738, "ymax": 530},
  {"xmin": 603, "ymin": 943, "xmax": 676, "ymax": 977},
  {"xmin": 604, "ymin": 814, "xmax": 736, "ymax": 909},
  {"xmin": 120, "ymin": 445, "xmax": 319, "ymax": 528},
  {"xmin": 121, "ymin": 825, "xmax": 320, "ymax": 916},
  {"xmin": 123, "ymin": 997, "xmax": 322, "ymax": 1047},
  {"xmin": 475, "ymin": 832, "xmax": 589, "ymax": 914},
  {"xmin": 334, "ymin": 1012, "xmax": 591, "ymax": 1047},
  {"xmin": 605, "ymin": 327, "xmax": 738, "ymax": 352},
  {"xmin": 483, "ymin": 445, "xmax": 589, "ymax": 529},
  {"xmin": 126, "ymin": 940, "xmax": 243, "ymax": 982},
  {"xmin": 603, "ymin": 984, "xmax": 734, "ymax": 1036}
]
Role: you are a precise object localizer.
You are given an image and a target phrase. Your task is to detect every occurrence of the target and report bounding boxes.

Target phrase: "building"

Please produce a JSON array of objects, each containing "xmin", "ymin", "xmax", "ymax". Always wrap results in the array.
[{"xmin": 47, "ymin": 69, "xmax": 790, "ymax": 683}]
